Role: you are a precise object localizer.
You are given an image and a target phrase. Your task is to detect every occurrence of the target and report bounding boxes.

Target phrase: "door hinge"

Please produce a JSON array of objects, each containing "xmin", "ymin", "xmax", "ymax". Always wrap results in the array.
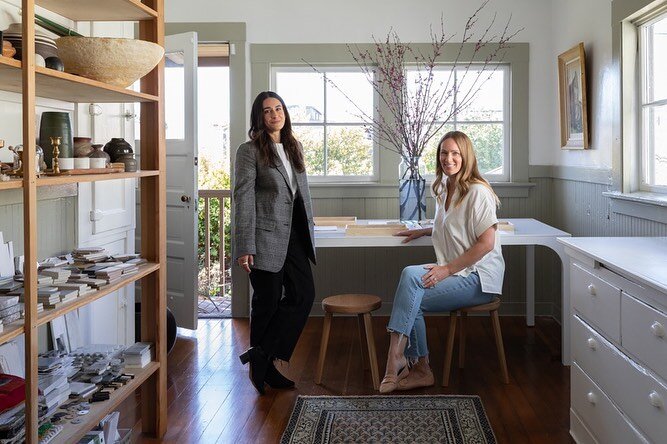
[{"xmin": 194, "ymin": 156, "xmax": 198, "ymax": 166}]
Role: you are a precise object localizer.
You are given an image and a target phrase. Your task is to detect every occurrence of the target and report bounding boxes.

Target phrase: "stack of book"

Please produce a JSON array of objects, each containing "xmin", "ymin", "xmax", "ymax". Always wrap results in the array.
[
  {"xmin": 40, "ymin": 268, "xmax": 72, "ymax": 284},
  {"xmin": 68, "ymin": 277, "xmax": 108, "ymax": 290},
  {"xmin": 37, "ymin": 374, "xmax": 70, "ymax": 413},
  {"xmin": 111, "ymin": 253, "xmax": 141, "ymax": 262},
  {"xmin": 55, "ymin": 282, "xmax": 94, "ymax": 298},
  {"xmin": 0, "ymin": 278, "xmax": 21, "ymax": 294},
  {"xmin": 33, "ymin": 288, "xmax": 62, "ymax": 309},
  {"xmin": 58, "ymin": 289, "xmax": 78, "ymax": 305},
  {"xmin": 68, "ymin": 381, "xmax": 98, "ymax": 399},
  {"xmin": 72, "ymin": 247, "xmax": 109, "ymax": 264},
  {"xmin": 94, "ymin": 266, "xmax": 124, "ymax": 284},
  {"xmin": 122, "ymin": 342, "xmax": 152, "ymax": 372},
  {"xmin": 0, "ymin": 296, "xmax": 20, "ymax": 330}
]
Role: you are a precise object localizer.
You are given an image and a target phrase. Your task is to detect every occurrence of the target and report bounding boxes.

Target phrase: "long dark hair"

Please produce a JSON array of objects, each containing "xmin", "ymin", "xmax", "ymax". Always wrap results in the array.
[{"xmin": 248, "ymin": 91, "xmax": 305, "ymax": 172}]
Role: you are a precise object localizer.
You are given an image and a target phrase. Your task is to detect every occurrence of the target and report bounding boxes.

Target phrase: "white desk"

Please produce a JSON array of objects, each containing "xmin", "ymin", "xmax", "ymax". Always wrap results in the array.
[{"xmin": 315, "ymin": 218, "xmax": 572, "ymax": 365}]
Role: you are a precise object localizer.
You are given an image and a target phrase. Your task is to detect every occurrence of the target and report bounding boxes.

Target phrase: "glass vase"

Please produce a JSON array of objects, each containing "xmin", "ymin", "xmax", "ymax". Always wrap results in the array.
[{"xmin": 398, "ymin": 156, "xmax": 427, "ymax": 222}]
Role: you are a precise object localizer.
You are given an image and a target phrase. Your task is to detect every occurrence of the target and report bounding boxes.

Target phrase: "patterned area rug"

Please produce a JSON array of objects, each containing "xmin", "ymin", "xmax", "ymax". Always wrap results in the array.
[{"xmin": 281, "ymin": 395, "xmax": 496, "ymax": 443}]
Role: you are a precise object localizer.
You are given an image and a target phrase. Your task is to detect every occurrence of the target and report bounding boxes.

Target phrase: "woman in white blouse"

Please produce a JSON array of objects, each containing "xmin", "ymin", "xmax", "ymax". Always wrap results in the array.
[{"xmin": 379, "ymin": 131, "xmax": 505, "ymax": 393}]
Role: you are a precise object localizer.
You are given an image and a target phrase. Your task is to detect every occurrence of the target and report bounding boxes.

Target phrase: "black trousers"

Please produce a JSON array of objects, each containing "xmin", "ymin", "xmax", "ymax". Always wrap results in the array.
[{"xmin": 248, "ymin": 198, "xmax": 315, "ymax": 361}]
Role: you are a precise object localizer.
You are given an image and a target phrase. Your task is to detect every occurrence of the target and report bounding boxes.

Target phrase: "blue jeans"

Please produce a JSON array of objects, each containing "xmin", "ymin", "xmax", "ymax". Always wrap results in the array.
[{"xmin": 387, "ymin": 265, "xmax": 495, "ymax": 359}]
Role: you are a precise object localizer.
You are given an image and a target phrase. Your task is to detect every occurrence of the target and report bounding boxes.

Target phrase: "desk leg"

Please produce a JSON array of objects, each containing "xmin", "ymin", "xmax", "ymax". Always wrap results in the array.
[{"xmin": 526, "ymin": 245, "xmax": 535, "ymax": 327}]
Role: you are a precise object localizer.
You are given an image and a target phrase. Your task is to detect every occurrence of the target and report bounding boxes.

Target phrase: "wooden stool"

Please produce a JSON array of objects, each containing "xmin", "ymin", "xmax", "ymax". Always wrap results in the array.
[
  {"xmin": 315, "ymin": 294, "xmax": 382, "ymax": 390},
  {"xmin": 442, "ymin": 297, "xmax": 509, "ymax": 386}
]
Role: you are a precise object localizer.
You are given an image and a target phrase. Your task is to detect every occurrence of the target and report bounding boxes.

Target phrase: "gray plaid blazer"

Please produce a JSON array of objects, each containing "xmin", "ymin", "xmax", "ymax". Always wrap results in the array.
[{"xmin": 232, "ymin": 141, "xmax": 316, "ymax": 272}]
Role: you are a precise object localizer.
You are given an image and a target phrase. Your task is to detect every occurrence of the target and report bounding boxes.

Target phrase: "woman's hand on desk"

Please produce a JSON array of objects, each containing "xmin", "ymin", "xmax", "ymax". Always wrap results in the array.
[
  {"xmin": 237, "ymin": 254, "xmax": 254, "ymax": 273},
  {"xmin": 421, "ymin": 264, "xmax": 451, "ymax": 288},
  {"xmin": 395, "ymin": 227, "xmax": 432, "ymax": 243}
]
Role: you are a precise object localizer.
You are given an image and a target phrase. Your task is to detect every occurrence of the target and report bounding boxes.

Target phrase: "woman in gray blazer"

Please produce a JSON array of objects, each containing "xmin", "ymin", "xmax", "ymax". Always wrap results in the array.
[{"xmin": 233, "ymin": 91, "xmax": 317, "ymax": 395}]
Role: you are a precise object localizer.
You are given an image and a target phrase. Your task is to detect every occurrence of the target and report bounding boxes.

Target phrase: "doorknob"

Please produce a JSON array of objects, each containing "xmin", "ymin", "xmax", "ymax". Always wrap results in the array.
[{"xmin": 181, "ymin": 195, "xmax": 191, "ymax": 203}]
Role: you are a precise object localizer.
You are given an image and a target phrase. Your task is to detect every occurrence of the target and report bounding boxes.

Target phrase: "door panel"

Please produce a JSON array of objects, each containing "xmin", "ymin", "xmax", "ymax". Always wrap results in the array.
[{"xmin": 163, "ymin": 32, "xmax": 199, "ymax": 329}]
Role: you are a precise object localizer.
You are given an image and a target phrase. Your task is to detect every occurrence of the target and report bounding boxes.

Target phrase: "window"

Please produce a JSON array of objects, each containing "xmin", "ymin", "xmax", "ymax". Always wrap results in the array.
[
  {"xmin": 639, "ymin": 12, "xmax": 667, "ymax": 191},
  {"xmin": 411, "ymin": 65, "xmax": 510, "ymax": 181},
  {"xmin": 274, "ymin": 67, "xmax": 375, "ymax": 180}
]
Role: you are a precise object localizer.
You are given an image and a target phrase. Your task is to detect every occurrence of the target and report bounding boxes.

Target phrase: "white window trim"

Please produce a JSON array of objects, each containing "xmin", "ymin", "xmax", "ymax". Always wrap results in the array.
[
  {"xmin": 638, "ymin": 12, "xmax": 667, "ymax": 194},
  {"xmin": 271, "ymin": 65, "xmax": 379, "ymax": 183},
  {"xmin": 407, "ymin": 64, "xmax": 511, "ymax": 182}
]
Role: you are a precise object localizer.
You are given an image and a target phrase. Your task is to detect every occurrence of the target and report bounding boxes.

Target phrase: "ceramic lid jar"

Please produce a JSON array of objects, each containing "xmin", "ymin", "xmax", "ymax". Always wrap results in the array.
[
  {"xmin": 103, "ymin": 138, "xmax": 133, "ymax": 163},
  {"xmin": 88, "ymin": 144, "xmax": 111, "ymax": 164}
]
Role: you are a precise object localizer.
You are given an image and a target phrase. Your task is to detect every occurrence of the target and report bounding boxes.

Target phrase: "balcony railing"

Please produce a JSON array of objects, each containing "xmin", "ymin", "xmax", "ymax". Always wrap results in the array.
[{"xmin": 198, "ymin": 189, "xmax": 231, "ymax": 315}]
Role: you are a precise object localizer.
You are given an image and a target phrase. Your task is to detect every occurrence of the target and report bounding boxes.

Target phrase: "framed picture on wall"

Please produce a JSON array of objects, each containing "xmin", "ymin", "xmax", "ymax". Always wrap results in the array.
[{"xmin": 558, "ymin": 42, "xmax": 589, "ymax": 149}]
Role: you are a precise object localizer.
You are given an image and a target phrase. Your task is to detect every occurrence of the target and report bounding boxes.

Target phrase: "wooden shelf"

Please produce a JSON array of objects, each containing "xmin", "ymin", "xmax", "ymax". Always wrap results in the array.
[
  {"xmin": 0, "ymin": 179, "xmax": 23, "ymax": 191},
  {"xmin": 0, "ymin": 58, "xmax": 159, "ymax": 103},
  {"xmin": 0, "ymin": 321, "xmax": 25, "ymax": 345},
  {"xmin": 37, "ymin": 170, "xmax": 159, "ymax": 187},
  {"xmin": 53, "ymin": 361, "xmax": 160, "ymax": 444},
  {"xmin": 35, "ymin": 0, "xmax": 157, "ymax": 21},
  {"xmin": 37, "ymin": 262, "xmax": 159, "ymax": 327}
]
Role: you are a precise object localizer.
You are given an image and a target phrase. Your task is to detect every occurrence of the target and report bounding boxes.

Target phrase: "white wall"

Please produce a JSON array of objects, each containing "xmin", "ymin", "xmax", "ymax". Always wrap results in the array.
[
  {"xmin": 166, "ymin": 0, "xmax": 555, "ymax": 168},
  {"xmin": 548, "ymin": 0, "xmax": 614, "ymax": 168}
]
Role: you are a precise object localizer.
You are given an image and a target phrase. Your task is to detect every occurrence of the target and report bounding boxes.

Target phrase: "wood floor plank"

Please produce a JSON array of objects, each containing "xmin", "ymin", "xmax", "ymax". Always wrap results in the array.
[{"xmin": 124, "ymin": 315, "xmax": 572, "ymax": 443}]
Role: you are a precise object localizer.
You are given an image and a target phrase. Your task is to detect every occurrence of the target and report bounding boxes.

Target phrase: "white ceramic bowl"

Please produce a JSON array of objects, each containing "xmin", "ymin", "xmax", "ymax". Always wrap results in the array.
[
  {"xmin": 56, "ymin": 36, "xmax": 164, "ymax": 87},
  {"xmin": 89, "ymin": 158, "xmax": 106, "ymax": 169},
  {"xmin": 58, "ymin": 157, "xmax": 74, "ymax": 170},
  {"xmin": 74, "ymin": 157, "xmax": 90, "ymax": 169}
]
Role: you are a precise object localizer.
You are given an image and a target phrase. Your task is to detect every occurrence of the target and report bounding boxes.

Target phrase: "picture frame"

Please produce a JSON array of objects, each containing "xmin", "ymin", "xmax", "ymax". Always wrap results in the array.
[{"xmin": 558, "ymin": 42, "xmax": 589, "ymax": 149}]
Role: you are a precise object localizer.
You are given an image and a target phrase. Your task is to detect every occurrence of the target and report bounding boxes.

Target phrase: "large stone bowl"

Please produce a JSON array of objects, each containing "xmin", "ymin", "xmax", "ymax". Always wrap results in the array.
[{"xmin": 55, "ymin": 37, "xmax": 164, "ymax": 87}]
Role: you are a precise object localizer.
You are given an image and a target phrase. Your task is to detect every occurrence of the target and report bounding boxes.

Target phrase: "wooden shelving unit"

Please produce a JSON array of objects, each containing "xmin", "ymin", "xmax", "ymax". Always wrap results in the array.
[
  {"xmin": 2, "ymin": 1, "xmax": 167, "ymax": 442},
  {"xmin": 0, "ymin": 58, "xmax": 159, "ymax": 103},
  {"xmin": 54, "ymin": 362, "xmax": 160, "ymax": 443}
]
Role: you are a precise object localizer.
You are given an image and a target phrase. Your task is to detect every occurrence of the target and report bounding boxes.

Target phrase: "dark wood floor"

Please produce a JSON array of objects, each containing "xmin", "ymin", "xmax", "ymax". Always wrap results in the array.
[{"xmin": 120, "ymin": 315, "xmax": 572, "ymax": 443}]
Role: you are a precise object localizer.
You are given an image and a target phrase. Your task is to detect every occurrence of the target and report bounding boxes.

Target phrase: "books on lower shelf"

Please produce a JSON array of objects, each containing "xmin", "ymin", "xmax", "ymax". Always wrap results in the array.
[{"xmin": 122, "ymin": 342, "xmax": 153, "ymax": 371}]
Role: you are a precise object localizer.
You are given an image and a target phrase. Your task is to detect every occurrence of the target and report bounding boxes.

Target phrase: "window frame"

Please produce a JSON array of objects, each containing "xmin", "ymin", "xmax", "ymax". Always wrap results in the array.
[
  {"xmin": 407, "ymin": 63, "xmax": 511, "ymax": 182},
  {"xmin": 638, "ymin": 11, "xmax": 667, "ymax": 193},
  {"xmin": 271, "ymin": 65, "xmax": 379, "ymax": 183}
]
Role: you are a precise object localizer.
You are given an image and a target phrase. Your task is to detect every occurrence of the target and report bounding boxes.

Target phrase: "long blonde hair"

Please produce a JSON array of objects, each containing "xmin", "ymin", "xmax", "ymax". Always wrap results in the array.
[{"xmin": 431, "ymin": 131, "xmax": 500, "ymax": 208}]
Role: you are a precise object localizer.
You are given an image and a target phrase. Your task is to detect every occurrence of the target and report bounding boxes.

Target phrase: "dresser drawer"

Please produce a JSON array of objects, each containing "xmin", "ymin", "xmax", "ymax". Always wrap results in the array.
[
  {"xmin": 571, "ymin": 363, "xmax": 648, "ymax": 444},
  {"xmin": 622, "ymin": 292, "xmax": 667, "ymax": 382},
  {"xmin": 572, "ymin": 315, "xmax": 667, "ymax": 442},
  {"xmin": 571, "ymin": 263, "xmax": 621, "ymax": 342}
]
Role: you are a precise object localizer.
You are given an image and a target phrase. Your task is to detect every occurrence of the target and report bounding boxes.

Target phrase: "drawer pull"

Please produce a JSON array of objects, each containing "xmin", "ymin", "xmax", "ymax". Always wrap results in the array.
[
  {"xmin": 649, "ymin": 391, "xmax": 663, "ymax": 409},
  {"xmin": 651, "ymin": 321, "xmax": 665, "ymax": 338},
  {"xmin": 587, "ymin": 284, "xmax": 597, "ymax": 296},
  {"xmin": 587, "ymin": 338, "xmax": 598, "ymax": 350},
  {"xmin": 587, "ymin": 392, "xmax": 597, "ymax": 404}
]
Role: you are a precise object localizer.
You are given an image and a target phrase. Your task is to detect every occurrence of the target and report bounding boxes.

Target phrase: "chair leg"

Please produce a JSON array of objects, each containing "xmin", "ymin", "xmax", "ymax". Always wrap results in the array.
[
  {"xmin": 363, "ymin": 313, "xmax": 380, "ymax": 390},
  {"xmin": 491, "ymin": 309, "xmax": 510, "ymax": 384},
  {"xmin": 315, "ymin": 313, "xmax": 333, "ymax": 384},
  {"xmin": 442, "ymin": 311, "xmax": 458, "ymax": 387},
  {"xmin": 357, "ymin": 314, "xmax": 368, "ymax": 370},
  {"xmin": 458, "ymin": 311, "xmax": 467, "ymax": 369}
]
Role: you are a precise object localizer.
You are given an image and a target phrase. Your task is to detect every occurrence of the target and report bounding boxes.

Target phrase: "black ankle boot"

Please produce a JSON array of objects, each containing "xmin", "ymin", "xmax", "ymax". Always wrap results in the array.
[
  {"xmin": 239, "ymin": 347, "xmax": 269, "ymax": 395},
  {"xmin": 265, "ymin": 360, "xmax": 295, "ymax": 389}
]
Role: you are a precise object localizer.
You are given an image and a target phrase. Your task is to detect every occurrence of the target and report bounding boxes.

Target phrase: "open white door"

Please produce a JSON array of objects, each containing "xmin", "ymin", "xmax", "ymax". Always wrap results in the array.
[{"xmin": 164, "ymin": 32, "xmax": 199, "ymax": 329}]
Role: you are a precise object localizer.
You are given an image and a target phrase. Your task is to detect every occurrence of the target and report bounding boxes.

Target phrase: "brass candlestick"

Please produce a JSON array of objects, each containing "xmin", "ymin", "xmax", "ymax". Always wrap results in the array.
[{"xmin": 50, "ymin": 136, "xmax": 61, "ymax": 175}]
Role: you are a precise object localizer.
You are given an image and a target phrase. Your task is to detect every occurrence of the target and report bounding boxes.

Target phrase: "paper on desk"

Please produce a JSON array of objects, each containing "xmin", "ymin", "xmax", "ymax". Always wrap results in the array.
[{"xmin": 314, "ymin": 226, "xmax": 338, "ymax": 231}]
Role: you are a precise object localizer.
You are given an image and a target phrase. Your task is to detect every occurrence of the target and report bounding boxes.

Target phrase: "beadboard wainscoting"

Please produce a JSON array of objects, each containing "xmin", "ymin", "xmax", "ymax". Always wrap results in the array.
[{"xmin": 308, "ymin": 179, "xmax": 563, "ymax": 320}]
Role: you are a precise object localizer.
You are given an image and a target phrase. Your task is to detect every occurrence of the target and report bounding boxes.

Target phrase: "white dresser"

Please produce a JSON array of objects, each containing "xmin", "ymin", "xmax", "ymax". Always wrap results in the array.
[{"xmin": 558, "ymin": 237, "xmax": 667, "ymax": 444}]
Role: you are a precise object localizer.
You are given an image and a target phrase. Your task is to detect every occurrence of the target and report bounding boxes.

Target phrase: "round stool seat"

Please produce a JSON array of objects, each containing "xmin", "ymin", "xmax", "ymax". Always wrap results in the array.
[
  {"xmin": 458, "ymin": 297, "xmax": 501, "ymax": 313},
  {"xmin": 322, "ymin": 294, "xmax": 382, "ymax": 314}
]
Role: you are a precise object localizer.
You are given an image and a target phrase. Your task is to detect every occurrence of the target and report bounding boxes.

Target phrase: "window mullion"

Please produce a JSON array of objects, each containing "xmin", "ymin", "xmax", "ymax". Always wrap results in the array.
[{"xmin": 323, "ymin": 74, "xmax": 328, "ymax": 177}]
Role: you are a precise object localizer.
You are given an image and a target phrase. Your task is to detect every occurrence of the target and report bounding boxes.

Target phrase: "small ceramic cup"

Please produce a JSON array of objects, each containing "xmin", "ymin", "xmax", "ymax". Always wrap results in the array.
[
  {"xmin": 74, "ymin": 157, "xmax": 90, "ymax": 169},
  {"xmin": 90, "ymin": 158, "xmax": 106, "ymax": 169},
  {"xmin": 58, "ymin": 157, "xmax": 74, "ymax": 170}
]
